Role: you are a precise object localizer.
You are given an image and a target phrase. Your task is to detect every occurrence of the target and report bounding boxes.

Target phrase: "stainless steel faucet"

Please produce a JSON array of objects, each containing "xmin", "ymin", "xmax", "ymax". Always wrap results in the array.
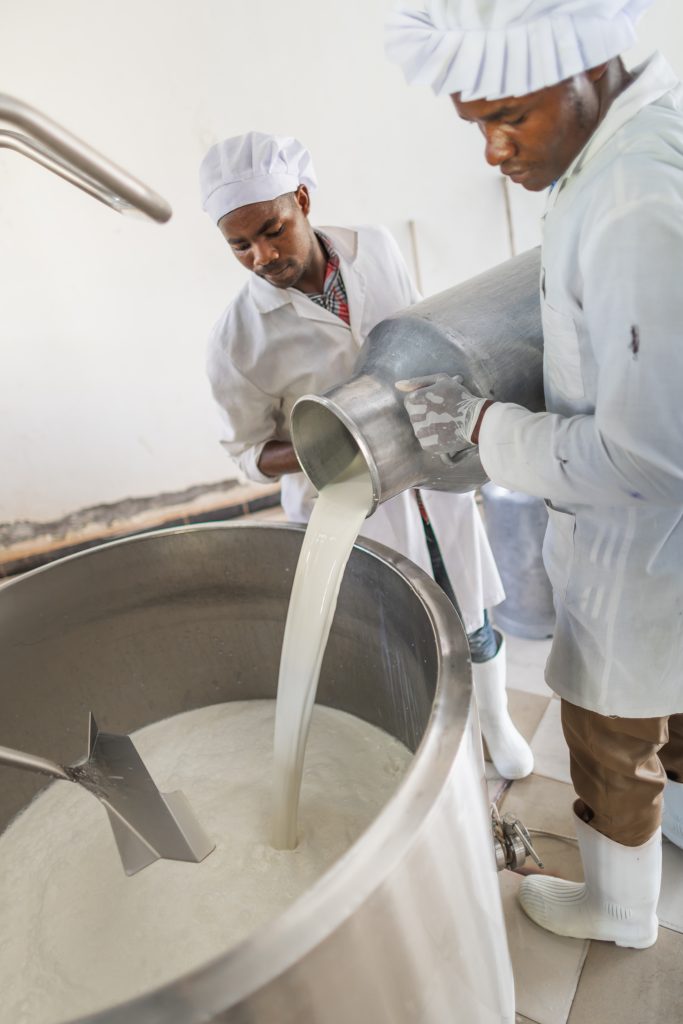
[{"xmin": 0, "ymin": 93, "xmax": 171, "ymax": 222}]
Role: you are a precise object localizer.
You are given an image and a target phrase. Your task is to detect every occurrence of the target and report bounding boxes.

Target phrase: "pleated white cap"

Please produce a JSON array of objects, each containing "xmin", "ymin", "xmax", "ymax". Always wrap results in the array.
[
  {"xmin": 200, "ymin": 132, "xmax": 317, "ymax": 224},
  {"xmin": 385, "ymin": 0, "xmax": 654, "ymax": 100}
]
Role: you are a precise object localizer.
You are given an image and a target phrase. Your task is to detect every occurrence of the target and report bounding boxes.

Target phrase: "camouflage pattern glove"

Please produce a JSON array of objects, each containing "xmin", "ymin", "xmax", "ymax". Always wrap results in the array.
[{"xmin": 396, "ymin": 374, "xmax": 485, "ymax": 459}]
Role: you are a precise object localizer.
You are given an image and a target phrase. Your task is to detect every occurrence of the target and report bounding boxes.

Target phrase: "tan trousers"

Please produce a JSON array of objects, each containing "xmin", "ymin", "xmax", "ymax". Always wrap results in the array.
[{"xmin": 561, "ymin": 700, "xmax": 683, "ymax": 847}]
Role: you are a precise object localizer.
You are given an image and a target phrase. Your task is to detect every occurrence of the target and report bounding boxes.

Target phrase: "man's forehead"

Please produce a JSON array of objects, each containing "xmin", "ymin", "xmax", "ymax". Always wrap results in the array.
[
  {"xmin": 219, "ymin": 195, "xmax": 290, "ymax": 239},
  {"xmin": 452, "ymin": 91, "xmax": 531, "ymax": 121},
  {"xmin": 452, "ymin": 77, "xmax": 573, "ymax": 121}
]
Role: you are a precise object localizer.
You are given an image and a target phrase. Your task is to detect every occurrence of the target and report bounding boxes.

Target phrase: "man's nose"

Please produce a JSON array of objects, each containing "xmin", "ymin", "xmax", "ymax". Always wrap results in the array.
[
  {"xmin": 252, "ymin": 240, "xmax": 279, "ymax": 268},
  {"xmin": 483, "ymin": 126, "xmax": 516, "ymax": 167}
]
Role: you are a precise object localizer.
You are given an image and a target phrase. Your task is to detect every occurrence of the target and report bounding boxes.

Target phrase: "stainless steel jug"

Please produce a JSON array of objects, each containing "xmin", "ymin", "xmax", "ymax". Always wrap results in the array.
[{"xmin": 291, "ymin": 247, "xmax": 543, "ymax": 512}]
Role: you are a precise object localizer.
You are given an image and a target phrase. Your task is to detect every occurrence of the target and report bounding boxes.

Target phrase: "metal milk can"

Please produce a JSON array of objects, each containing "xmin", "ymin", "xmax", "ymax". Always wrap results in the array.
[{"xmin": 291, "ymin": 247, "xmax": 544, "ymax": 512}]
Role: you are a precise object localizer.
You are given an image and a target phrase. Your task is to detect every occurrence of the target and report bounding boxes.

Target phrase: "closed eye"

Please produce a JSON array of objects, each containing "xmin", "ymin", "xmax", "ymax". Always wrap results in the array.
[{"xmin": 266, "ymin": 225, "xmax": 285, "ymax": 238}]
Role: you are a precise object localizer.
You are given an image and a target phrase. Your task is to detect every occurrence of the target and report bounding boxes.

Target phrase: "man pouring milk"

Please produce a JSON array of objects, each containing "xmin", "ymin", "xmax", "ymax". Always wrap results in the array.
[
  {"xmin": 388, "ymin": 0, "xmax": 683, "ymax": 948},
  {"xmin": 199, "ymin": 131, "xmax": 534, "ymax": 783}
]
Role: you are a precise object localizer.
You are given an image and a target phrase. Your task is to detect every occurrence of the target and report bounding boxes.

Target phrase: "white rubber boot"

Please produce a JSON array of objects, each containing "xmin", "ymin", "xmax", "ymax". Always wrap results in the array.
[
  {"xmin": 471, "ymin": 632, "xmax": 534, "ymax": 780},
  {"xmin": 519, "ymin": 814, "xmax": 661, "ymax": 948},
  {"xmin": 662, "ymin": 778, "xmax": 683, "ymax": 849}
]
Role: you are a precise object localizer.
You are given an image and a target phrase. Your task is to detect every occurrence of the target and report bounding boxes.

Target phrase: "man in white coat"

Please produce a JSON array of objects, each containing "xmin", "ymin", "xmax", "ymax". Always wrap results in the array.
[
  {"xmin": 387, "ymin": 0, "xmax": 683, "ymax": 948},
  {"xmin": 199, "ymin": 131, "xmax": 533, "ymax": 780}
]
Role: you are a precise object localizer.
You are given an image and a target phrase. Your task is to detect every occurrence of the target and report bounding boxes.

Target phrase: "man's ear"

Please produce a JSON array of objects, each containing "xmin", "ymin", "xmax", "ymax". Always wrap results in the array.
[
  {"xmin": 295, "ymin": 184, "xmax": 311, "ymax": 217},
  {"xmin": 587, "ymin": 62, "xmax": 609, "ymax": 83}
]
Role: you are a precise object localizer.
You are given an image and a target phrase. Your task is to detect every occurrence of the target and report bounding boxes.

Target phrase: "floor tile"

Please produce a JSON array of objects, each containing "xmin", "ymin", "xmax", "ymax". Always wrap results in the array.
[
  {"xmin": 659, "ymin": 838, "xmax": 683, "ymax": 935},
  {"xmin": 567, "ymin": 926, "xmax": 683, "ymax": 1024},
  {"xmin": 500, "ymin": 870, "xmax": 588, "ymax": 1024},
  {"xmin": 516, "ymin": 1016, "xmax": 538, "ymax": 1024},
  {"xmin": 508, "ymin": 690, "xmax": 553, "ymax": 745},
  {"xmin": 500, "ymin": 775, "xmax": 583, "ymax": 882},
  {"xmin": 502, "ymin": 633, "xmax": 554, "ymax": 699},
  {"xmin": 530, "ymin": 700, "xmax": 572, "ymax": 785},
  {"xmin": 482, "ymin": 691, "xmax": 550, "ymax": 795},
  {"xmin": 482, "ymin": 690, "xmax": 551, "ymax": 773}
]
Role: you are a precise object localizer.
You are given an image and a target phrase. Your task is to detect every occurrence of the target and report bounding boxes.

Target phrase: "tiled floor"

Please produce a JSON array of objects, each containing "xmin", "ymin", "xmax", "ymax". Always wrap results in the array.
[{"xmin": 500, "ymin": 631, "xmax": 683, "ymax": 1024}]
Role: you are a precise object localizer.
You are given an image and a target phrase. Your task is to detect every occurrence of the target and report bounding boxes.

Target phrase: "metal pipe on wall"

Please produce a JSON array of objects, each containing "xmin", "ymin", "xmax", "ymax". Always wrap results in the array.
[{"xmin": 0, "ymin": 93, "xmax": 171, "ymax": 222}]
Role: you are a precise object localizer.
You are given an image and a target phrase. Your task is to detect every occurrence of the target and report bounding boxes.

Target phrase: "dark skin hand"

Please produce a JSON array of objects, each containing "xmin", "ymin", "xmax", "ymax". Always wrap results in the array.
[
  {"xmin": 471, "ymin": 400, "xmax": 493, "ymax": 446},
  {"xmin": 258, "ymin": 440, "xmax": 300, "ymax": 478},
  {"xmin": 219, "ymin": 186, "xmax": 329, "ymax": 479},
  {"xmin": 453, "ymin": 57, "xmax": 634, "ymax": 438}
]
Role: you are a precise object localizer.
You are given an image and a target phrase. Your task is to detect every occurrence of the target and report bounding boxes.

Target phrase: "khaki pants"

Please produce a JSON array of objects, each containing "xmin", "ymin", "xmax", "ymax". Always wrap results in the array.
[{"xmin": 561, "ymin": 700, "xmax": 683, "ymax": 847}]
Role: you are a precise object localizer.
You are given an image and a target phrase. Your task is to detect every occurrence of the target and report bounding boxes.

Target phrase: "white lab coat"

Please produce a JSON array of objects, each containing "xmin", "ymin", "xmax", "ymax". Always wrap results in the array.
[
  {"xmin": 479, "ymin": 53, "xmax": 683, "ymax": 716},
  {"xmin": 207, "ymin": 224, "xmax": 503, "ymax": 634}
]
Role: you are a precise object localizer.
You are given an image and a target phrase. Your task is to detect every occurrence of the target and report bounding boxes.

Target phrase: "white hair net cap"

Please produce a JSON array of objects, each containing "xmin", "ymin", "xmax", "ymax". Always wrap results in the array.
[
  {"xmin": 385, "ymin": 0, "xmax": 654, "ymax": 101},
  {"xmin": 199, "ymin": 131, "xmax": 317, "ymax": 224}
]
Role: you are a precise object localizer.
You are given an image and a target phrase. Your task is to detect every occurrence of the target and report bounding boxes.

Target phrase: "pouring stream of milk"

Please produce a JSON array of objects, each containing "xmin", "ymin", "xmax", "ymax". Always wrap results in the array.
[{"xmin": 272, "ymin": 454, "xmax": 373, "ymax": 849}]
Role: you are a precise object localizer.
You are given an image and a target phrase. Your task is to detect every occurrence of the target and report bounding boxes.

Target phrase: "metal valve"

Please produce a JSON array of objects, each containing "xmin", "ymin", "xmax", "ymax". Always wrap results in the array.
[{"xmin": 491, "ymin": 805, "xmax": 544, "ymax": 872}]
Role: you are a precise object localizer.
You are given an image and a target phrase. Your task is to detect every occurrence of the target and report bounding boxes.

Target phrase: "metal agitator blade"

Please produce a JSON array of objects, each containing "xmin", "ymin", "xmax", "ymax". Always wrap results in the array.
[{"xmin": 0, "ymin": 713, "xmax": 214, "ymax": 875}]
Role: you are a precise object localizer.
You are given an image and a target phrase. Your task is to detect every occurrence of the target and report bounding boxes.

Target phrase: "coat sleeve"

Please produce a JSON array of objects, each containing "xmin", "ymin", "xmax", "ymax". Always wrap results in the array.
[
  {"xmin": 479, "ymin": 195, "xmax": 683, "ymax": 507},
  {"xmin": 206, "ymin": 327, "xmax": 279, "ymax": 485}
]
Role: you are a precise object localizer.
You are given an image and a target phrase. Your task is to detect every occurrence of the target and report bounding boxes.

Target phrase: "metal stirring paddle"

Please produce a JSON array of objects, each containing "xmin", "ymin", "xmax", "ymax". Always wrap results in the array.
[{"xmin": 0, "ymin": 713, "xmax": 215, "ymax": 875}]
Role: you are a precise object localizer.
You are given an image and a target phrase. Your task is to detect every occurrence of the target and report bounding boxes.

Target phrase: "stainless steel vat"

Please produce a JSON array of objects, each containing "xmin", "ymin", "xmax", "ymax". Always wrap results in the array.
[
  {"xmin": 290, "ymin": 247, "xmax": 543, "ymax": 511},
  {"xmin": 0, "ymin": 523, "xmax": 514, "ymax": 1024}
]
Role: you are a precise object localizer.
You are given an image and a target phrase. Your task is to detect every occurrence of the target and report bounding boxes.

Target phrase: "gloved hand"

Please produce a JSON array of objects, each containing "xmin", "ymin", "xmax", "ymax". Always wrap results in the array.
[{"xmin": 396, "ymin": 374, "xmax": 487, "ymax": 460}]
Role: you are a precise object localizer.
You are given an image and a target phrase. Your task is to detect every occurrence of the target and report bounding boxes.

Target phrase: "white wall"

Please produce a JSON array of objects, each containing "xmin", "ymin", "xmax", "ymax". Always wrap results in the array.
[{"xmin": 1, "ymin": 0, "xmax": 681, "ymax": 522}]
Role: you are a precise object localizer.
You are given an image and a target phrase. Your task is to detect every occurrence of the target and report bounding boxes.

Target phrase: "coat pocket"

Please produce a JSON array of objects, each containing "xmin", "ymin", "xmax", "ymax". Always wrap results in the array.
[
  {"xmin": 542, "ymin": 500, "xmax": 576, "ymax": 602},
  {"xmin": 542, "ymin": 302, "xmax": 584, "ymax": 402}
]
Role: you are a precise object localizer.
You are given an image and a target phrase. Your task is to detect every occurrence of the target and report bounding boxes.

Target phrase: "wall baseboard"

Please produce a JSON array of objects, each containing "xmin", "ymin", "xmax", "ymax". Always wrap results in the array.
[{"xmin": 0, "ymin": 479, "xmax": 282, "ymax": 578}]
